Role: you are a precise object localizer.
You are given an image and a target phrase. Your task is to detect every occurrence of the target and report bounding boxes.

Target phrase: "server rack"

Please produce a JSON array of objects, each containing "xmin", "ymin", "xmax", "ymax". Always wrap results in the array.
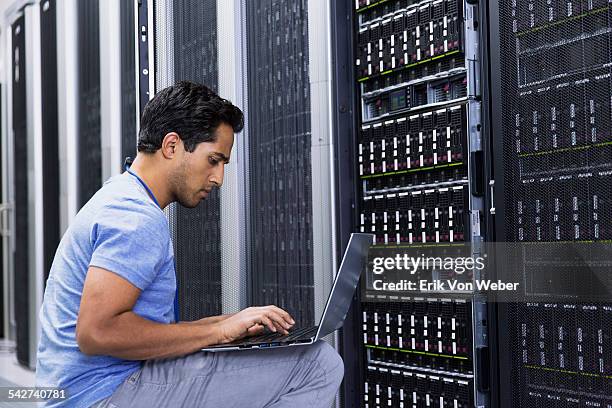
[
  {"xmin": 11, "ymin": 12, "xmax": 29, "ymax": 367},
  {"xmin": 487, "ymin": 0, "xmax": 612, "ymax": 407},
  {"xmin": 40, "ymin": 0, "xmax": 60, "ymax": 284},
  {"xmin": 351, "ymin": 0, "xmax": 489, "ymax": 406},
  {"xmin": 120, "ymin": 0, "xmax": 137, "ymax": 162},
  {"xmin": 245, "ymin": 0, "xmax": 315, "ymax": 328},
  {"xmin": 77, "ymin": 0, "xmax": 101, "ymax": 207}
]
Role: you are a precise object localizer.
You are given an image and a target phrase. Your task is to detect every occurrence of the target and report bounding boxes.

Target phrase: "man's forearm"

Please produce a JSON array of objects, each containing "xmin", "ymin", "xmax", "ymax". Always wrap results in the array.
[
  {"xmin": 79, "ymin": 311, "xmax": 226, "ymax": 360},
  {"xmin": 186, "ymin": 313, "xmax": 236, "ymax": 325}
]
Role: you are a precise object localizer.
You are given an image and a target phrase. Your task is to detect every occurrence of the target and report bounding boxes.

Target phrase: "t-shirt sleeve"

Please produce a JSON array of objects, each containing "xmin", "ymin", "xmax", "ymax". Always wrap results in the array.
[{"xmin": 89, "ymin": 201, "xmax": 168, "ymax": 291}]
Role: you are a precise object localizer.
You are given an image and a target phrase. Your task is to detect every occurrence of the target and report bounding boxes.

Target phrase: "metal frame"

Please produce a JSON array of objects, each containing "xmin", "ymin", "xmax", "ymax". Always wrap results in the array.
[
  {"xmin": 3, "ymin": 0, "xmax": 33, "ymax": 22},
  {"xmin": 479, "ymin": 0, "xmax": 501, "ymax": 405},
  {"xmin": 134, "ymin": 0, "xmax": 154, "ymax": 121},
  {"xmin": 486, "ymin": 0, "xmax": 521, "ymax": 406},
  {"xmin": 218, "ymin": 0, "xmax": 247, "ymax": 314},
  {"xmin": 307, "ymin": 0, "xmax": 337, "ymax": 331},
  {"xmin": 463, "ymin": 1, "xmax": 490, "ymax": 406},
  {"xmin": 329, "ymin": 1, "xmax": 360, "ymax": 406},
  {"xmin": 307, "ymin": 3, "xmax": 345, "ymax": 406},
  {"xmin": 24, "ymin": 1, "xmax": 44, "ymax": 369},
  {"xmin": 99, "ymin": 0, "xmax": 122, "ymax": 179},
  {"xmin": 1, "ymin": 8, "xmax": 17, "ymax": 344},
  {"xmin": 237, "ymin": 0, "xmax": 251, "ymax": 312},
  {"xmin": 56, "ymin": 0, "xmax": 79, "ymax": 229}
]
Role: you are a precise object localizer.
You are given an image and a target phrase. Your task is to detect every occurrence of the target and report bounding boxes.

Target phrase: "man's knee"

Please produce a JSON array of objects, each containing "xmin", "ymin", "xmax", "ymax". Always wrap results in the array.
[{"xmin": 310, "ymin": 341, "xmax": 344, "ymax": 387}]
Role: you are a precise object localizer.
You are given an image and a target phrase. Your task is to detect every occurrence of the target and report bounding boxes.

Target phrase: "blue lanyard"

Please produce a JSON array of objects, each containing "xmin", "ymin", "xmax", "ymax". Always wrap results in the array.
[
  {"xmin": 125, "ymin": 164, "xmax": 180, "ymax": 322},
  {"xmin": 125, "ymin": 166, "xmax": 161, "ymax": 209}
]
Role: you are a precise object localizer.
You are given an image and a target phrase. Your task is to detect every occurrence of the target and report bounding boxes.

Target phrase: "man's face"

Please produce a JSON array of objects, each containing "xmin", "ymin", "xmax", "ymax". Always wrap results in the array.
[{"xmin": 171, "ymin": 123, "xmax": 234, "ymax": 208}]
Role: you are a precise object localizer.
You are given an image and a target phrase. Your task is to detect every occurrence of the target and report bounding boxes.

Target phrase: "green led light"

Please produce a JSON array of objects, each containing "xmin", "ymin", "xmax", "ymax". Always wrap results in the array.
[
  {"xmin": 525, "ymin": 365, "xmax": 612, "ymax": 379},
  {"xmin": 357, "ymin": 50, "xmax": 462, "ymax": 82},
  {"xmin": 355, "ymin": 0, "xmax": 393, "ymax": 13},
  {"xmin": 365, "ymin": 344, "xmax": 470, "ymax": 360},
  {"xmin": 360, "ymin": 161, "xmax": 464, "ymax": 179},
  {"xmin": 517, "ymin": 7, "xmax": 608, "ymax": 37},
  {"xmin": 519, "ymin": 140, "xmax": 612, "ymax": 158}
]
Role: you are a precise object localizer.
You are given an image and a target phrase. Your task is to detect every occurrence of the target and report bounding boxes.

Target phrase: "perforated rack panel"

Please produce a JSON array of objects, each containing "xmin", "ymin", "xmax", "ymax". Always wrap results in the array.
[
  {"xmin": 245, "ymin": 0, "xmax": 315, "ymax": 328},
  {"xmin": 495, "ymin": 0, "xmax": 612, "ymax": 406},
  {"xmin": 167, "ymin": 0, "xmax": 223, "ymax": 321}
]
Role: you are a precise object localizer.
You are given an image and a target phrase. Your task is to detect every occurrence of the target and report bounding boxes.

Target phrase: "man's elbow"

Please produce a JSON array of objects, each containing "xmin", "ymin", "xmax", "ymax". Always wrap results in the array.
[{"xmin": 76, "ymin": 324, "xmax": 110, "ymax": 356}]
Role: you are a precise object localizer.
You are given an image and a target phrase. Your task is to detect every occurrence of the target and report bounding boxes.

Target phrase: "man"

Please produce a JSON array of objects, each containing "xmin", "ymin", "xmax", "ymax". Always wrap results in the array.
[{"xmin": 36, "ymin": 81, "xmax": 344, "ymax": 407}]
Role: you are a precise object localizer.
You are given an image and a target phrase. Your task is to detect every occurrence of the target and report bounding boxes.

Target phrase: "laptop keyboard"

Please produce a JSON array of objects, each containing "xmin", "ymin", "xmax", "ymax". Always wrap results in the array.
[{"xmin": 246, "ymin": 326, "xmax": 318, "ymax": 344}]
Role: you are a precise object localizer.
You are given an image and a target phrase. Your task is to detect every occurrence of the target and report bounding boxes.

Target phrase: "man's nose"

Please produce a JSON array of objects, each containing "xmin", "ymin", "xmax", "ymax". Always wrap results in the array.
[{"xmin": 210, "ymin": 165, "xmax": 224, "ymax": 187}]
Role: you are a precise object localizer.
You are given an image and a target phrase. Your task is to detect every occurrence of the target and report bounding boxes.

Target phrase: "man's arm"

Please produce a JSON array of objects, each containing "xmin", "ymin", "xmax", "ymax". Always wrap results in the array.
[
  {"xmin": 76, "ymin": 267, "xmax": 294, "ymax": 360},
  {"xmin": 76, "ymin": 266, "xmax": 223, "ymax": 360},
  {"xmin": 186, "ymin": 314, "xmax": 236, "ymax": 325}
]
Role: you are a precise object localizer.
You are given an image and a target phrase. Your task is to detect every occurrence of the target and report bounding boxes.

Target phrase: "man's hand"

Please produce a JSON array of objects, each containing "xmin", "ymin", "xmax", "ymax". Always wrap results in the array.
[{"xmin": 217, "ymin": 306, "xmax": 295, "ymax": 343}]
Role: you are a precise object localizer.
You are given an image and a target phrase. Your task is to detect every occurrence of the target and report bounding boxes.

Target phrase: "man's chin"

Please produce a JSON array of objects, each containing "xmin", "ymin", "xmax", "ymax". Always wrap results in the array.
[{"xmin": 177, "ymin": 198, "xmax": 202, "ymax": 209}]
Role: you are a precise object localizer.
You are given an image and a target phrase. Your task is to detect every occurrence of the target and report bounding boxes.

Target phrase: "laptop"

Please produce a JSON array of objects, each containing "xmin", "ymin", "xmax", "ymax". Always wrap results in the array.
[{"xmin": 203, "ymin": 233, "xmax": 373, "ymax": 351}]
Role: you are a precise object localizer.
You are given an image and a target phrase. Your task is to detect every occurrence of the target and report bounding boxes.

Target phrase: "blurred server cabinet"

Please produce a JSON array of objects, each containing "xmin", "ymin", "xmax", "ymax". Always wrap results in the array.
[
  {"xmin": 11, "ymin": 11, "xmax": 30, "ymax": 368},
  {"xmin": 41, "ymin": 0, "xmax": 60, "ymax": 285},
  {"xmin": 120, "ymin": 0, "xmax": 137, "ymax": 162},
  {"xmin": 4, "ymin": 1, "xmax": 49, "ymax": 369},
  {"xmin": 488, "ymin": 0, "xmax": 612, "ymax": 406},
  {"xmin": 77, "ymin": 0, "xmax": 101, "ymax": 207},
  {"xmin": 351, "ymin": 0, "xmax": 489, "ymax": 406}
]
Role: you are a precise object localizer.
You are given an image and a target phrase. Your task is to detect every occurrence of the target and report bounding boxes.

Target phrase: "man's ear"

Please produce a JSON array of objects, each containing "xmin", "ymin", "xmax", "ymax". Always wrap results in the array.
[{"xmin": 160, "ymin": 132, "xmax": 180, "ymax": 159}]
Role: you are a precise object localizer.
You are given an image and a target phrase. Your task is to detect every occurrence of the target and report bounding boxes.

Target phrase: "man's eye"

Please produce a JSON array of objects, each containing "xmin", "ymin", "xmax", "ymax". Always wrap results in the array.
[{"xmin": 209, "ymin": 157, "xmax": 218, "ymax": 165}]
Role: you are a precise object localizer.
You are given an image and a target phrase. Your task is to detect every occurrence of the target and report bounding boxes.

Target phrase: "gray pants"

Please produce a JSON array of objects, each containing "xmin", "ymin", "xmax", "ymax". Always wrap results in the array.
[{"xmin": 91, "ymin": 340, "xmax": 344, "ymax": 408}]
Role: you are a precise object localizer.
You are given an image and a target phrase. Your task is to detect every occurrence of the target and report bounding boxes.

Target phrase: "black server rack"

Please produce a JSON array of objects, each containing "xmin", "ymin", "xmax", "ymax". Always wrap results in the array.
[
  {"xmin": 41, "ymin": 0, "xmax": 60, "ymax": 284},
  {"xmin": 120, "ymin": 0, "xmax": 137, "ymax": 164},
  {"xmin": 12, "ymin": 14, "xmax": 29, "ymax": 367},
  {"xmin": 488, "ymin": 0, "xmax": 612, "ymax": 407},
  {"xmin": 77, "ymin": 0, "xmax": 102, "ymax": 207},
  {"xmin": 352, "ymin": 1, "xmax": 486, "ymax": 407},
  {"xmin": 245, "ymin": 0, "xmax": 315, "ymax": 328}
]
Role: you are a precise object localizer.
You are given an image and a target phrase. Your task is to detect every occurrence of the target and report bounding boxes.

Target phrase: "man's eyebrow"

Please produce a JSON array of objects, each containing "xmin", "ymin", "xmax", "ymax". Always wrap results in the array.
[{"xmin": 212, "ymin": 152, "xmax": 230, "ymax": 163}]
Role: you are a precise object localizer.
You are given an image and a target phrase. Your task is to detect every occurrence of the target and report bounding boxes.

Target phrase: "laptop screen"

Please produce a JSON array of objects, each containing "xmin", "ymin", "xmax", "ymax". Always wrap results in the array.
[{"xmin": 316, "ymin": 233, "xmax": 373, "ymax": 339}]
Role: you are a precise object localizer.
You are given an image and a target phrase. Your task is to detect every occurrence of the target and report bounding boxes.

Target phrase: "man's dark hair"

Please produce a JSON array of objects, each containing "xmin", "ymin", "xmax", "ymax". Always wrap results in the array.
[{"xmin": 138, "ymin": 81, "xmax": 244, "ymax": 153}]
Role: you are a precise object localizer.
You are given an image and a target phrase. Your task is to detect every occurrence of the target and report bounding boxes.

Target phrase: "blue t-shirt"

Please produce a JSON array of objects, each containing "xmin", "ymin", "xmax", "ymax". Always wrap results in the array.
[{"xmin": 36, "ymin": 172, "xmax": 176, "ymax": 407}]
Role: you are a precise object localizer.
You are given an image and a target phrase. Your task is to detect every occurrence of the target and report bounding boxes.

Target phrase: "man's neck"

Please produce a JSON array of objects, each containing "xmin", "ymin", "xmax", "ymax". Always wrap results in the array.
[{"xmin": 128, "ymin": 154, "xmax": 173, "ymax": 209}]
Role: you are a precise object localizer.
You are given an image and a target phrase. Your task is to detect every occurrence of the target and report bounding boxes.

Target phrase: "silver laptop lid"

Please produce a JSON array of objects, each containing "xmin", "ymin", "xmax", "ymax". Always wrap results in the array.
[{"xmin": 315, "ymin": 233, "xmax": 373, "ymax": 339}]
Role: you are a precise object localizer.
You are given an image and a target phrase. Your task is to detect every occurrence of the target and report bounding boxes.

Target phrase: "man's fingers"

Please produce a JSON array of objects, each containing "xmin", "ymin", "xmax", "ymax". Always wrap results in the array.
[
  {"xmin": 266, "ymin": 305, "xmax": 295, "ymax": 326},
  {"xmin": 247, "ymin": 324, "xmax": 265, "ymax": 336},
  {"xmin": 258, "ymin": 315, "xmax": 277, "ymax": 333},
  {"xmin": 266, "ymin": 311, "xmax": 292, "ymax": 333}
]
